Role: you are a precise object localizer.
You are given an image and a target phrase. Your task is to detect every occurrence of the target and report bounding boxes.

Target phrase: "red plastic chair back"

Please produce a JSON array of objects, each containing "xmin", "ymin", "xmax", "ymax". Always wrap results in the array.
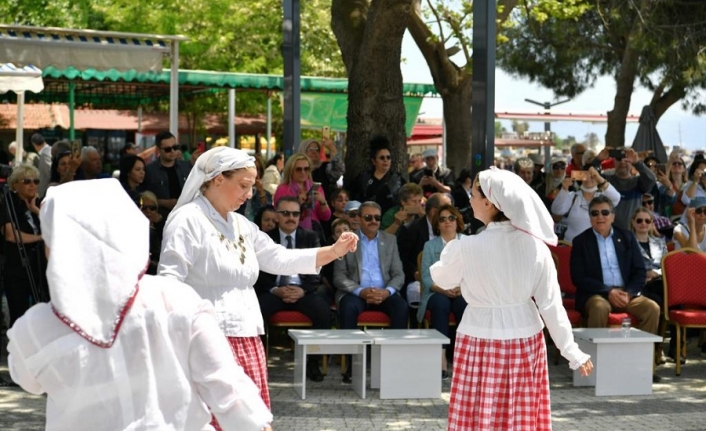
[
  {"xmin": 662, "ymin": 248, "xmax": 706, "ymax": 309},
  {"xmin": 548, "ymin": 242, "xmax": 577, "ymax": 296}
]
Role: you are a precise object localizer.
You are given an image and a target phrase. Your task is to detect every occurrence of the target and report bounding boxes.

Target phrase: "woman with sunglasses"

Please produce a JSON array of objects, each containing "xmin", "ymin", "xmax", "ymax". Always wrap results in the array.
[
  {"xmin": 1, "ymin": 164, "xmax": 48, "ymax": 326},
  {"xmin": 297, "ymin": 136, "xmax": 345, "ymax": 197},
  {"xmin": 418, "ymin": 204, "xmax": 468, "ymax": 380},
  {"xmin": 673, "ymin": 196, "xmax": 706, "ymax": 251},
  {"xmin": 680, "ymin": 156, "xmax": 706, "ymax": 212},
  {"xmin": 349, "ymin": 136, "xmax": 406, "ymax": 215},
  {"xmin": 429, "ymin": 167, "xmax": 592, "ymax": 431},
  {"xmin": 630, "ymin": 206, "xmax": 668, "ymax": 305},
  {"xmin": 138, "ymin": 191, "xmax": 165, "ymax": 275},
  {"xmin": 273, "ymin": 153, "xmax": 331, "ymax": 236}
]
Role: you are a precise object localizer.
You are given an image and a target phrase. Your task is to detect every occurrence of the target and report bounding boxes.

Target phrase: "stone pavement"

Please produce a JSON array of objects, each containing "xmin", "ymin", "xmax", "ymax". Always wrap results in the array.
[{"xmin": 2, "ymin": 334, "xmax": 706, "ymax": 431}]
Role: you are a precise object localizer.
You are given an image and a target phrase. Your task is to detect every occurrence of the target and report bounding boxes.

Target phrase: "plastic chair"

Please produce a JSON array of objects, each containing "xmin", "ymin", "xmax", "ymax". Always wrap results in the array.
[
  {"xmin": 661, "ymin": 247, "xmax": 706, "ymax": 376},
  {"xmin": 266, "ymin": 310, "xmax": 313, "ymax": 366}
]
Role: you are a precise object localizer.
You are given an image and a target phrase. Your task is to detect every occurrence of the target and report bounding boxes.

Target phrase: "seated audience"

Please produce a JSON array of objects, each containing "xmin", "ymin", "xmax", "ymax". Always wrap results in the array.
[
  {"xmin": 381, "ymin": 182, "xmax": 424, "ymax": 234},
  {"xmin": 418, "ymin": 204, "xmax": 468, "ymax": 379},
  {"xmin": 321, "ymin": 218, "xmax": 353, "ymax": 306},
  {"xmin": 297, "ymin": 137, "xmax": 344, "ymax": 197},
  {"xmin": 570, "ymin": 195, "xmax": 661, "ymax": 382},
  {"xmin": 673, "ymin": 196, "xmax": 706, "ymax": 251},
  {"xmin": 334, "ymin": 201, "xmax": 408, "ymax": 383},
  {"xmin": 349, "ymin": 136, "xmax": 406, "ymax": 215},
  {"xmin": 411, "ymin": 148, "xmax": 454, "ymax": 198},
  {"xmin": 237, "ymin": 155, "xmax": 271, "ymax": 221},
  {"xmin": 321, "ymin": 188, "xmax": 349, "ymax": 241},
  {"xmin": 254, "ymin": 197, "xmax": 331, "ymax": 382},
  {"xmin": 642, "ymin": 193, "xmax": 673, "ymax": 238},
  {"xmin": 630, "ymin": 206, "xmax": 667, "ymax": 306},
  {"xmin": 262, "ymin": 153, "xmax": 284, "ymax": 196},
  {"xmin": 343, "ymin": 200, "xmax": 362, "ymax": 232},
  {"xmin": 551, "ymin": 166, "xmax": 618, "ymax": 243}
]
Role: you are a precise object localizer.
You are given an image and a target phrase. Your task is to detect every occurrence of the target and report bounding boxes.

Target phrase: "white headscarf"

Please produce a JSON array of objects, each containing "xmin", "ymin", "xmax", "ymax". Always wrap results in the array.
[
  {"xmin": 479, "ymin": 167, "xmax": 558, "ymax": 246},
  {"xmin": 40, "ymin": 179, "xmax": 149, "ymax": 347},
  {"xmin": 171, "ymin": 147, "xmax": 255, "ymax": 216}
]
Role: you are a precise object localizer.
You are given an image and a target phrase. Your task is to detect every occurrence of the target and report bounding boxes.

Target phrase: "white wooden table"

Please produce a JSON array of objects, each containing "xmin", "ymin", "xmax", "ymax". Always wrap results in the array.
[
  {"xmin": 365, "ymin": 329, "xmax": 450, "ymax": 399},
  {"xmin": 572, "ymin": 327, "xmax": 662, "ymax": 396},
  {"xmin": 288, "ymin": 329, "xmax": 372, "ymax": 399}
]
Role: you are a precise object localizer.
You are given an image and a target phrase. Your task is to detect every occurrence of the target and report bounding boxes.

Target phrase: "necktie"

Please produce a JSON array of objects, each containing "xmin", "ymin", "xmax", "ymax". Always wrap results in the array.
[
  {"xmin": 286, "ymin": 235, "xmax": 293, "ymax": 249},
  {"xmin": 279, "ymin": 235, "xmax": 294, "ymax": 286}
]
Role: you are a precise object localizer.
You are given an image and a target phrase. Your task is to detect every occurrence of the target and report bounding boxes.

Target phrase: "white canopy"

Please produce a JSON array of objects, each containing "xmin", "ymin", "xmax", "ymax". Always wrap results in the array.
[{"xmin": 0, "ymin": 63, "xmax": 45, "ymax": 165}]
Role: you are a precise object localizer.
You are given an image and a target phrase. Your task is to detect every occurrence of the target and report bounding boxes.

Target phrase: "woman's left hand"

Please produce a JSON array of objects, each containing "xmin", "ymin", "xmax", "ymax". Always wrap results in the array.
[
  {"xmin": 26, "ymin": 197, "xmax": 40, "ymax": 214},
  {"xmin": 333, "ymin": 231, "xmax": 358, "ymax": 256},
  {"xmin": 579, "ymin": 359, "xmax": 594, "ymax": 377}
]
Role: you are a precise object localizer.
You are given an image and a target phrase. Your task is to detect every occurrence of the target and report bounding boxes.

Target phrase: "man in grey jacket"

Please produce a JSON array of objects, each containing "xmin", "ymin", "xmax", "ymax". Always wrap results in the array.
[{"xmin": 600, "ymin": 147, "xmax": 655, "ymax": 230}]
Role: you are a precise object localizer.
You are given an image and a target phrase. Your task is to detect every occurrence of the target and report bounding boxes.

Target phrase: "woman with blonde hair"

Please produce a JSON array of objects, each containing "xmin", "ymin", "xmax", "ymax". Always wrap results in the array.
[
  {"xmin": 273, "ymin": 153, "xmax": 331, "ymax": 234},
  {"xmin": 297, "ymin": 136, "xmax": 344, "ymax": 196}
]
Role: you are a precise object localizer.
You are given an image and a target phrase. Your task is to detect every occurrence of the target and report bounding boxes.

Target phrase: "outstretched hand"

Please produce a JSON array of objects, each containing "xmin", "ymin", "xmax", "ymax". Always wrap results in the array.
[
  {"xmin": 578, "ymin": 359, "xmax": 594, "ymax": 377},
  {"xmin": 334, "ymin": 231, "xmax": 358, "ymax": 256}
]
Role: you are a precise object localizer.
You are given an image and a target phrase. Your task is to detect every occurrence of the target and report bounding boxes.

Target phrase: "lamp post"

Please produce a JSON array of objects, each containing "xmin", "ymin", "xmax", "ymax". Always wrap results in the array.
[{"xmin": 524, "ymin": 98, "xmax": 570, "ymax": 170}]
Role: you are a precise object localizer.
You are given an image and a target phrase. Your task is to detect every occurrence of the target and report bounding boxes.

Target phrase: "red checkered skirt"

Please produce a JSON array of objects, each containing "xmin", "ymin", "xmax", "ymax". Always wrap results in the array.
[
  {"xmin": 448, "ymin": 331, "xmax": 551, "ymax": 431},
  {"xmin": 210, "ymin": 336, "xmax": 270, "ymax": 431}
]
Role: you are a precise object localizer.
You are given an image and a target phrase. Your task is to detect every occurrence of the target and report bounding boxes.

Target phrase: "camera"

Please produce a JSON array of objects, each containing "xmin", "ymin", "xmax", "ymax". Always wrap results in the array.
[{"xmin": 423, "ymin": 168, "xmax": 434, "ymax": 177}]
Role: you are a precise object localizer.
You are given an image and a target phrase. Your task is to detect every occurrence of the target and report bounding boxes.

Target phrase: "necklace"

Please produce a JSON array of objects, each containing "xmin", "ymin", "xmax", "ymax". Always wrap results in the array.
[{"xmin": 200, "ymin": 209, "xmax": 247, "ymax": 264}]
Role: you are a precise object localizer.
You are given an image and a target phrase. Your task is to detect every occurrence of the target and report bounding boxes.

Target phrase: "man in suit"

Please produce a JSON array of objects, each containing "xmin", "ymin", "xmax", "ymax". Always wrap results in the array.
[
  {"xmin": 570, "ymin": 195, "xmax": 661, "ymax": 381},
  {"xmin": 334, "ymin": 201, "xmax": 408, "ymax": 382},
  {"xmin": 254, "ymin": 196, "xmax": 331, "ymax": 382}
]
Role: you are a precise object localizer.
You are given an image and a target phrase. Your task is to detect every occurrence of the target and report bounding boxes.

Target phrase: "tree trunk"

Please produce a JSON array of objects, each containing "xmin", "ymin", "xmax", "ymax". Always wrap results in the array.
[
  {"xmin": 651, "ymin": 84, "xmax": 686, "ymax": 122},
  {"xmin": 332, "ymin": 0, "xmax": 412, "ymax": 188},
  {"xmin": 442, "ymin": 79, "xmax": 473, "ymax": 175},
  {"xmin": 605, "ymin": 22, "xmax": 641, "ymax": 148}
]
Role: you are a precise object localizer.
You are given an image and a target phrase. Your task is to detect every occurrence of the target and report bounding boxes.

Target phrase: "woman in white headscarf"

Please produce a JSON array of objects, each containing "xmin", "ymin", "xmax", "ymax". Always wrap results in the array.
[
  {"xmin": 7, "ymin": 179, "xmax": 274, "ymax": 431},
  {"xmin": 430, "ymin": 167, "xmax": 593, "ymax": 431},
  {"xmin": 159, "ymin": 147, "xmax": 358, "ymax": 417}
]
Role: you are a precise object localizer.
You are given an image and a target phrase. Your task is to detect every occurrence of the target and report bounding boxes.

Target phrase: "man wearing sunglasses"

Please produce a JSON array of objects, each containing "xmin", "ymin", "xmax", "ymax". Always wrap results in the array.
[
  {"xmin": 570, "ymin": 195, "xmax": 661, "ymax": 382},
  {"xmin": 144, "ymin": 131, "xmax": 193, "ymax": 218},
  {"xmin": 254, "ymin": 197, "xmax": 330, "ymax": 382},
  {"xmin": 333, "ymin": 201, "xmax": 408, "ymax": 383}
]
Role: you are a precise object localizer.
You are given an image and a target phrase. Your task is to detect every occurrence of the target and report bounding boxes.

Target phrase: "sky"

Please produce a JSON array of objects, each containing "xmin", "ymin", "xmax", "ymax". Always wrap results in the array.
[{"xmin": 400, "ymin": 33, "xmax": 706, "ymax": 151}]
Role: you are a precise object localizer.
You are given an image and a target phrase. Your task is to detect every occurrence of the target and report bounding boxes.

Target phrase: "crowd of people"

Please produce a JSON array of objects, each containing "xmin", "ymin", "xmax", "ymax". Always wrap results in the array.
[{"xmin": 6, "ymin": 129, "xmax": 704, "ymax": 429}]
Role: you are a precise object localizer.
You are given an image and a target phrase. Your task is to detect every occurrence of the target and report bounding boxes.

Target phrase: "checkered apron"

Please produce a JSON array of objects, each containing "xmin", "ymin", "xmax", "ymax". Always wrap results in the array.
[
  {"xmin": 448, "ymin": 331, "xmax": 551, "ymax": 431},
  {"xmin": 210, "ymin": 336, "xmax": 270, "ymax": 431}
]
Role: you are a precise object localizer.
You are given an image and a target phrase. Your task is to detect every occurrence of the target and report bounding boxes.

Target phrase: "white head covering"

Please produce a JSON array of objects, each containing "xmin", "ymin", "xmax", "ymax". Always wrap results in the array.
[
  {"xmin": 172, "ymin": 147, "xmax": 255, "ymax": 216},
  {"xmin": 39, "ymin": 179, "xmax": 149, "ymax": 347},
  {"xmin": 479, "ymin": 167, "xmax": 558, "ymax": 246}
]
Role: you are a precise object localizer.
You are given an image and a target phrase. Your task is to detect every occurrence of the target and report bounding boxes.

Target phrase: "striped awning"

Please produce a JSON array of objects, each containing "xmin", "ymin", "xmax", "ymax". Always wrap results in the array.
[
  {"xmin": 0, "ymin": 63, "xmax": 44, "ymax": 94},
  {"xmin": 0, "ymin": 25, "xmax": 187, "ymax": 73}
]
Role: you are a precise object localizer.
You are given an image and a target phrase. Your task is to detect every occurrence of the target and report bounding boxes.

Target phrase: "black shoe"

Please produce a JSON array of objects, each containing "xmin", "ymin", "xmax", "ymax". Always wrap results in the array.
[
  {"xmin": 652, "ymin": 374, "xmax": 662, "ymax": 384},
  {"xmin": 306, "ymin": 362, "xmax": 324, "ymax": 382},
  {"xmin": 341, "ymin": 369, "xmax": 352, "ymax": 384},
  {"xmin": 441, "ymin": 371, "xmax": 450, "ymax": 381}
]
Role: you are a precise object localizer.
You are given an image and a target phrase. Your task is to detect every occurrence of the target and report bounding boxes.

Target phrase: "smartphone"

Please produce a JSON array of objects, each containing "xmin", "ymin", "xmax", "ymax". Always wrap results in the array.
[
  {"xmin": 571, "ymin": 170, "xmax": 588, "ymax": 181},
  {"xmin": 322, "ymin": 126, "xmax": 330, "ymax": 140},
  {"xmin": 657, "ymin": 163, "xmax": 667, "ymax": 174},
  {"xmin": 423, "ymin": 168, "xmax": 434, "ymax": 177},
  {"xmin": 308, "ymin": 182, "xmax": 322, "ymax": 194},
  {"xmin": 608, "ymin": 149, "xmax": 626, "ymax": 159},
  {"xmin": 405, "ymin": 205, "xmax": 422, "ymax": 216},
  {"xmin": 71, "ymin": 140, "xmax": 82, "ymax": 159}
]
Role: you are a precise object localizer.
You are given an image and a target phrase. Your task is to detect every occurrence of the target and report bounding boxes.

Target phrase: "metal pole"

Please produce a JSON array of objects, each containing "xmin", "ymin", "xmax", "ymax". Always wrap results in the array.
[
  {"xmin": 470, "ymin": 0, "xmax": 496, "ymax": 178},
  {"xmin": 137, "ymin": 105, "xmax": 143, "ymax": 132},
  {"xmin": 282, "ymin": 0, "xmax": 301, "ymax": 156},
  {"xmin": 524, "ymin": 98, "xmax": 570, "ymax": 171},
  {"xmin": 15, "ymin": 91, "xmax": 24, "ymax": 164},
  {"xmin": 228, "ymin": 88, "xmax": 236, "ymax": 148},
  {"xmin": 69, "ymin": 81, "xmax": 75, "ymax": 140},
  {"xmin": 266, "ymin": 95, "xmax": 273, "ymax": 160},
  {"xmin": 169, "ymin": 41, "xmax": 180, "ymax": 139}
]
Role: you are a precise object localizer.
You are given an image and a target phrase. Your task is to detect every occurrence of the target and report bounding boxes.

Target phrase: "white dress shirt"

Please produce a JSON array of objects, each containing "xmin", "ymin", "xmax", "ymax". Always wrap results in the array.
[
  {"xmin": 430, "ymin": 221, "xmax": 589, "ymax": 369},
  {"xmin": 8, "ymin": 276, "xmax": 273, "ymax": 431},
  {"xmin": 159, "ymin": 196, "xmax": 319, "ymax": 337}
]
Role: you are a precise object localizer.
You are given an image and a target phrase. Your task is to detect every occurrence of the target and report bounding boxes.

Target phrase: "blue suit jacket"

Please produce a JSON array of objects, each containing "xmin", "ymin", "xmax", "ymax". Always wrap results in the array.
[{"xmin": 570, "ymin": 225, "xmax": 646, "ymax": 313}]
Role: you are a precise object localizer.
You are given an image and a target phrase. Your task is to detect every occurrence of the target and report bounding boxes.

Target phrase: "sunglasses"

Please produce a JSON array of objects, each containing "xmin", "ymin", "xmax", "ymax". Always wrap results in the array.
[
  {"xmin": 439, "ymin": 215, "xmax": 458, "ymax": 223},
  {"xmin": 642, "ymin": 200, "xmax": 654, "ymax": 205},
  {"xmin": 362, "ymin": 214, "xmax": 382, "ymax": 222},
  {"xmin": 635, "ymin": 218, "xmax": 652, "ymax": 224},
  {"xmin": 696, "ymin": 208, "xmax": 706, "ymax": 215},
  {"xmin": 590, "ymin": 209, "xmax": 612, "ymax": 217},
  {"xmin": 306, "ymin": 147, "xmax": 321, "ymax": 153},
  {"xmin": 140, "ymin": 205, "xmax": 158, "ymax": 211},
  {"xmin": 346, "ymin": 211, "xmax": 359, "ymax": 218},
  {"xmin": 20, "ymin": 178, "xmax": 40, "ymax": 185},
  {"xmin": 377, "ymin": 155, "xmax": 391, "ymax": 161},
  {"xmin": 552, "ymin": 164, "xmax": 566, "ymax": 170},
  {"xmin": 277, "ymin": 210, "xmax": 301, "ymax": 218},
  {"xmin": 161, "ymin": 145, "xmax": 179, "ymax": 153},
  {"xmin": 295, "ymin": 166, "xmax": 311, "ymax": 173}
]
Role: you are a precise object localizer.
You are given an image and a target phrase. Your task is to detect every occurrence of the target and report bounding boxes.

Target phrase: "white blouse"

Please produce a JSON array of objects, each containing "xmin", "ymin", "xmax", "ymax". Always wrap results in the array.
[
  {"xmin": 8, "ymin": 276, "xmax": 272, "ymax": 431},
  {"xmin": 551, "ymin": 185, "xmax": 621, "ymax": 243},
  {"xmin": 159, "ymin": 196, "xmax": 319, "ymax": 337},
  {"xmin": 430, "ymin": 222, "xmax": 589, "ymax": 369}
]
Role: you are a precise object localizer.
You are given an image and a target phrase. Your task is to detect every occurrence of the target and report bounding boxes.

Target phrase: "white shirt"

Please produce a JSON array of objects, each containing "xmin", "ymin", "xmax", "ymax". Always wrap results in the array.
[
  {"xmin": 159, "ymin": 196, "xmax": 319, "ymax": 337},
  {"xmin": 551, "ymin": 185, "xmax": 621, "ymax": 243},
  {"xmin": 430, "ymin": 222, "xmax": 589, "ymax": 369},
  {"xmin": 8, "ymin": 276, "xmax": 272, "ymax": 431}
]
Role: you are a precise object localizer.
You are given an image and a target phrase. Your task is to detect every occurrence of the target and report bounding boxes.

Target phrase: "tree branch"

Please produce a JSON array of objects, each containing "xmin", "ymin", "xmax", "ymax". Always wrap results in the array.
[
  {"xmin": 424, "ymin": 0, "xmax": 445, "ymax": 42},
  {"xmin": 652, "ymin": 84, "xmax": 686, "ymax": 121}
]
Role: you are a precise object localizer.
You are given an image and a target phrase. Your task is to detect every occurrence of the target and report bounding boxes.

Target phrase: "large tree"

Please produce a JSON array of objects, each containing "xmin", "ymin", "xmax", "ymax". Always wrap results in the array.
[
  {"xmin": 331, "ymin": 0, "xmax": 413, "ymax": 186},
  {"xmin": 498, "ymin": 0, "xmax": 706, "ymax": 148}
]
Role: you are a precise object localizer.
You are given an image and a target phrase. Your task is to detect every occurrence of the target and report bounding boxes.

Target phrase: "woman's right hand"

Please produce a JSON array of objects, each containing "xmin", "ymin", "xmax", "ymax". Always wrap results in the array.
[
  {"xmin": 686, "ymin": 207, "xmax": 696, "ymax": 225},
  {"xmin": 579, "ymin": 359, "xmax": 594, "ymax": 377}
]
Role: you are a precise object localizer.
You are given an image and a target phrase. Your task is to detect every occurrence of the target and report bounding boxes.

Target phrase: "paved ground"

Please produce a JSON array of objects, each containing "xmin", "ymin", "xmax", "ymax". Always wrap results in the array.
[{"xmin": 2, "ymin": 332, "xmax": 706, "ymax": 431}]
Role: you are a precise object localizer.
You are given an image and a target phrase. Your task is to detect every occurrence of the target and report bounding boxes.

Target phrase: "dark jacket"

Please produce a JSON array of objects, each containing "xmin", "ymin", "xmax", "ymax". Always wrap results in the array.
[
  {"xmin": 143, "ymin": 159, "xmax": 192, "ymax": 217},
  {"xmin": 254, "ymin": 227, "xmax": 321, "ymax": 294},
  {"xmin": 570, "ymin": 225, "xmax": 646, "ymax": 313},
  {"xmin": 411, "ymin": 166, "xmax": 455, "ymax": 198},
  {"xmin": 396, "ymin": 216, "xmax": 430, "ymax": 287}
]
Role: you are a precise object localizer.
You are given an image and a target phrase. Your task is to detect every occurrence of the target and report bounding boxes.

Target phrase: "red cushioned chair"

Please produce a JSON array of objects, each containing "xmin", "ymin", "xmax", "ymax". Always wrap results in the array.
[
  {"xmin": 549, "ymin": 247, "xmax": 583, "ymax": 364},
  {"xmin": 661, "ymin": 248, "xmax": 706, "ymax": 376},
  {"xmin": 265, "ymin": 310, "xmax": 312, "ymax": 366},
  {"xmin": 356, "ymin": 310, "xmax": 391, "ymax": 329}
]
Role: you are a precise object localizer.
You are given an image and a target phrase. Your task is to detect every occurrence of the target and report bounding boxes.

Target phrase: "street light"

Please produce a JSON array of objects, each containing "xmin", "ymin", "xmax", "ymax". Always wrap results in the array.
[{"xmin": 524, "ymin": 98, "xmax": 570, "ymax": 170}]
